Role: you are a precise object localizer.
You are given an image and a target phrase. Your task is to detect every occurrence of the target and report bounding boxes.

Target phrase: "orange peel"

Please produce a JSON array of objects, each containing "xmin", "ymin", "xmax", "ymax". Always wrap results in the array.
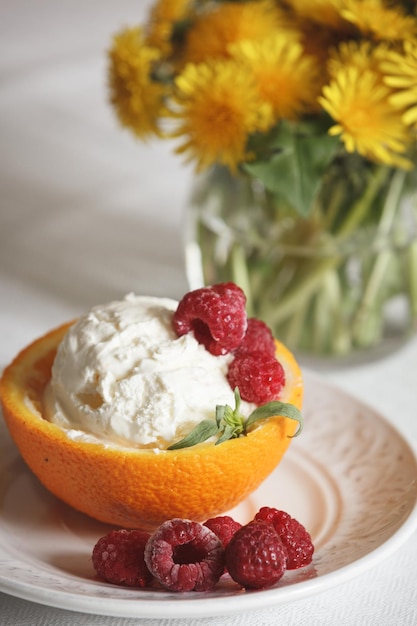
[{"xmin": 0, "ymin": 322, "xmax": 303, "ymax": 531}]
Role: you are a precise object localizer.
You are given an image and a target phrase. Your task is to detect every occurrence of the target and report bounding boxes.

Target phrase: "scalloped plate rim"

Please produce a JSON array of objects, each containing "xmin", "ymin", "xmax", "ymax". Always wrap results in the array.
[{"xmin": 0, "ymin": 372, "xmax": 416, "ymax": 619}]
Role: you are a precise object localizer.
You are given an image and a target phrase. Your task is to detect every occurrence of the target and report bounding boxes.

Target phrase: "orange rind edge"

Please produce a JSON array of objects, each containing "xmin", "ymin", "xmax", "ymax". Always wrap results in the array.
[{"xmin": 0, "ymin": 322, "xmax": 303, "ymax": 531}]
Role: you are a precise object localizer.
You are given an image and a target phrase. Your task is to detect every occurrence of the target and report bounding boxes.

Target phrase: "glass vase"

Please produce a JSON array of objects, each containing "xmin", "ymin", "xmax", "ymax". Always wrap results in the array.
[{"xmin": 184, "ymin": 161, "xmax": 417, "ymax": 363}]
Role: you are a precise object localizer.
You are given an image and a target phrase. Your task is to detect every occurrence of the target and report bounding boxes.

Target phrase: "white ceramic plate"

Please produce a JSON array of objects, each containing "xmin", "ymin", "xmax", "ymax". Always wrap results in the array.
[{"xmin": 0, "ymin": 373, "xmax": 416, "ymax": 619}]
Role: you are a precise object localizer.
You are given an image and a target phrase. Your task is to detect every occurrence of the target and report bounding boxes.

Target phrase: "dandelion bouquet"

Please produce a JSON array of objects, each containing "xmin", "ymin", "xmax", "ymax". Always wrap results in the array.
[{"xmin": 108, "ymin": 0, "xmax": 417, "ymax": 357}]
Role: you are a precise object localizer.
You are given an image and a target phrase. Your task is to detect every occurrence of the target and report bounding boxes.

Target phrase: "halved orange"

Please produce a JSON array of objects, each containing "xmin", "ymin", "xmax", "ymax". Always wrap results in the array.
[{"xmin": 0, "ymin": 322, "xmax": 303, "ymax": 531}]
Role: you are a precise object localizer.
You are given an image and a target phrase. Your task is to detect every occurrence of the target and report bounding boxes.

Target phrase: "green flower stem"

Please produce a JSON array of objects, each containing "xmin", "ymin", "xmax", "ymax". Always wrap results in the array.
[
  {"xmin": 407, "ymin": 240, "xmax": 417, "ymax": 320},
  {"xmin": 191, "ymin": 161, "xmax": 417, "ymax": 356},
  {"xmin": 262, "ymin": 256, "xmax": 336, "ymax": 326},
  {"xmin": 377, "ymin": 168, "xmax": 407, "ymax": 236},
  {"xmin": 283, "ymin": 297, "xmax": 310, "ymax": 350},
  {"xmin": 263, "ymin": 166, "xmax": 391, "ymax": 327},
  {"xmin": 311, "ymin": 288, "xmax": 329, "ymax": 354},
  {"xmin": 337, "ymin": 165, "xmax": 390, "ymax": 237},
  {"xmin": 230, "ymin": 243, "xmax": 254, "ymax": 316},
  {"xmin": 351, "ymin": 169, "xmax": 408, "ymax": 346},
  {"xmin": 321, "ymin": 178, "xmax": 348, "ymax": 231},
  {"xmin": 352, "ymin": 249, "xmax": 394, "ymax": 346},
  {"xmin": 311, "ymin": 268, "xmax": 350, "ymax": 354}
]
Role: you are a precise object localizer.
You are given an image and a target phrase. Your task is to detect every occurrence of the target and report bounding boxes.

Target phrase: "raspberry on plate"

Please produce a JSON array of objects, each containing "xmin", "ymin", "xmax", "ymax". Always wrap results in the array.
[
  {"xmin": 225, "ymin": 520, "xmax": 287, "ymax": 589},
  {"xmin": 144, "ymin": 518, "xmax": 225, "ymax": 592},
  {"xmin": 234, "ymin": 318, "xmax": 276, "ymax": 358},
  {"xmin": 255, "ymin": 507, "xmax": 314, "ymax": 569},
  {"xmin": 173, "ymin": 283, "xmax": 247, "ymax": 355},
  {"xmin": 227, "ymin": 351, "xmax": 286, "ymax": 404},
  {"xmin": 204, "ymin": 515, "xmax": 242, "ymax": 549},
  {"xmin": 92, "ymin": 529, "xmax": 152, "ymax": 587}
]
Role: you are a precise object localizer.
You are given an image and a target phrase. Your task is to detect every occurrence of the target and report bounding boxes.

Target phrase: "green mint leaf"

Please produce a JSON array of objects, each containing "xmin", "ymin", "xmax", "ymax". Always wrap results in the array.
[
  {"xmin": 216, "ymin": 424, "xmax": 237, "ymax": 445},
  {"xmin": 233, "ymin": 387, "xmax": 241, "ymax": 413},
  {"xmin": 222, "ymin": 404, "xmax": 235, "ymax": 422},
  {"xmin": 246, "ymin": 401, "xmax": 303, "ymax": 437},
  {"xmin": 167, "ymin": 419, "xmax": 219, "ymax": 450},
  {"xmin": 215, "ymin": 404, "xmax": 226, "ymax": 428},
  {"xmin": 222, "ymin": 406, "xmax": 245, "ymax": 435},
  {"xmin": 167, "ymin": 390, "xmax": 303, "ymax": 450},
  {"xmin": 220, "ymin": 388, "xmax": 246, "ymax": 439}
]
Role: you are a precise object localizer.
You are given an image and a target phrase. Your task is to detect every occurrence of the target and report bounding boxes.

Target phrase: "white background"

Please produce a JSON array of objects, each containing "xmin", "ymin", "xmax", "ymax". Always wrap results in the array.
[{"xmin": 0, "ymin": 1, "xmax": 416, "ymax": 624}]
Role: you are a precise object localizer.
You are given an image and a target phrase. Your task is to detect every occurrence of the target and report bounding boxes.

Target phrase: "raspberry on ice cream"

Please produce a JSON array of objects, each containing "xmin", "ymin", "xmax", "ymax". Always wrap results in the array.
[
  {"xmin": 144, "ymin": 518, "xmax": 225, "ymax": 591},
  {"xmin": 227, "ymin": 351, "xmax": 286, "ymax": 404},
  {"xmin": 225, "ymin": 520, "xmax": 287, "ymax": 589},
  {"xmin": 234, "ymin": 318, "xmax": 276, "ymax": 358},
  {"xmin": 92, "ymin": 529, "xmax": 152, "ymax": 587},
  {"xmin": 173, "ymin": 283, "xmax": 247, "ymax": 356}
]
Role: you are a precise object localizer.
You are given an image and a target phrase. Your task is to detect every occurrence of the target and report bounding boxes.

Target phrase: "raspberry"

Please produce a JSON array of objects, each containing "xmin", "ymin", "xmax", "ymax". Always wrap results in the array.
[
  {"xmin": 92, "ymin": 529, "xmax": 152, "ymax": 587},
  {"xmin": 225, "ymin": 521, "xmax": 287, "ymax": 589},
  {"xmin": 255, "ymin": 507, "xmax": 314, "ymax": 569},
  {"xmin": 227, "ymin": 351, "xmax": 286, "ymax": 404},
  {"xmin": 144, "ymin": 518, "xmax": 225, "ymax": 591},
  {"xmin": 204, "ymin": 516, "xmax": 242, "ymax": 549},
  {"xmin": 234, "ymin": 318, "xmax": 276, "ymax": 358},
  {"xmin": 173, "ymin": 283, "xmax": 247, "ymax": 356}
]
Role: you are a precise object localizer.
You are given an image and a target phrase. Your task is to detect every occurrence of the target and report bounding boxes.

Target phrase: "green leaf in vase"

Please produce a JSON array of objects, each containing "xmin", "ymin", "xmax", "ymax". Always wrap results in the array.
[{"xmin": 244, "ymin": 122, "xmax": 340, "ymax": 217}]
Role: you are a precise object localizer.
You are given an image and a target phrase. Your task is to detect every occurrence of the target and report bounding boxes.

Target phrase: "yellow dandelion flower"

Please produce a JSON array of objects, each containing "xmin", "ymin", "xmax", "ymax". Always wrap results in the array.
[
  {"xmin": 170, "ymin": 61, "xmax": 273, "ymax": 171},
  {"xmin": 319, "ymin": 66, "xmax": 412, "ymax": 168},
  {"xmin": 108, "ymin": 27, "xmax": 166, "ymax": 139},
  {"xmin": 341, "ymin": 0, "xmax": 417, "ymax": 43},
  {"xmin": 286, "ymin": 0, "xmax": 350, "ymax": 30},
  {"xmin": 383, "ymin": 41, "xmax": 417, "ymax": 128},
  {"xmin": 182, "ymin": 0, "xmax": 292, "ymax": 64},
  {"xmin": 231, "ymin": 35, "xmax": 323, "ymax": 123},
  {"xmin": 327, "ymin": 39, "xmax": 397, "ymax": 80},
  {"xmin": 146, "ymin": 0, "xmax": 191, "ymax": 55}
]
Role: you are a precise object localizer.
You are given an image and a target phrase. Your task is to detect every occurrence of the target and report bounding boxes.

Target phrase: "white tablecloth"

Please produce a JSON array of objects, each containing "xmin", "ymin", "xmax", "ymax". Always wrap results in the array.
[{"xmin": 1, "ymin": 2, "xmax": 416, "ymax": 624}]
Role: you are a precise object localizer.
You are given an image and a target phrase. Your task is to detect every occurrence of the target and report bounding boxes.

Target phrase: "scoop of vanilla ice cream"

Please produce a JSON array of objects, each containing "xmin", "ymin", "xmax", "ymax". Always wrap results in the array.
[{"xmin": 43, "ymin": 294, "xmax": 251, "ymax": 449}]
